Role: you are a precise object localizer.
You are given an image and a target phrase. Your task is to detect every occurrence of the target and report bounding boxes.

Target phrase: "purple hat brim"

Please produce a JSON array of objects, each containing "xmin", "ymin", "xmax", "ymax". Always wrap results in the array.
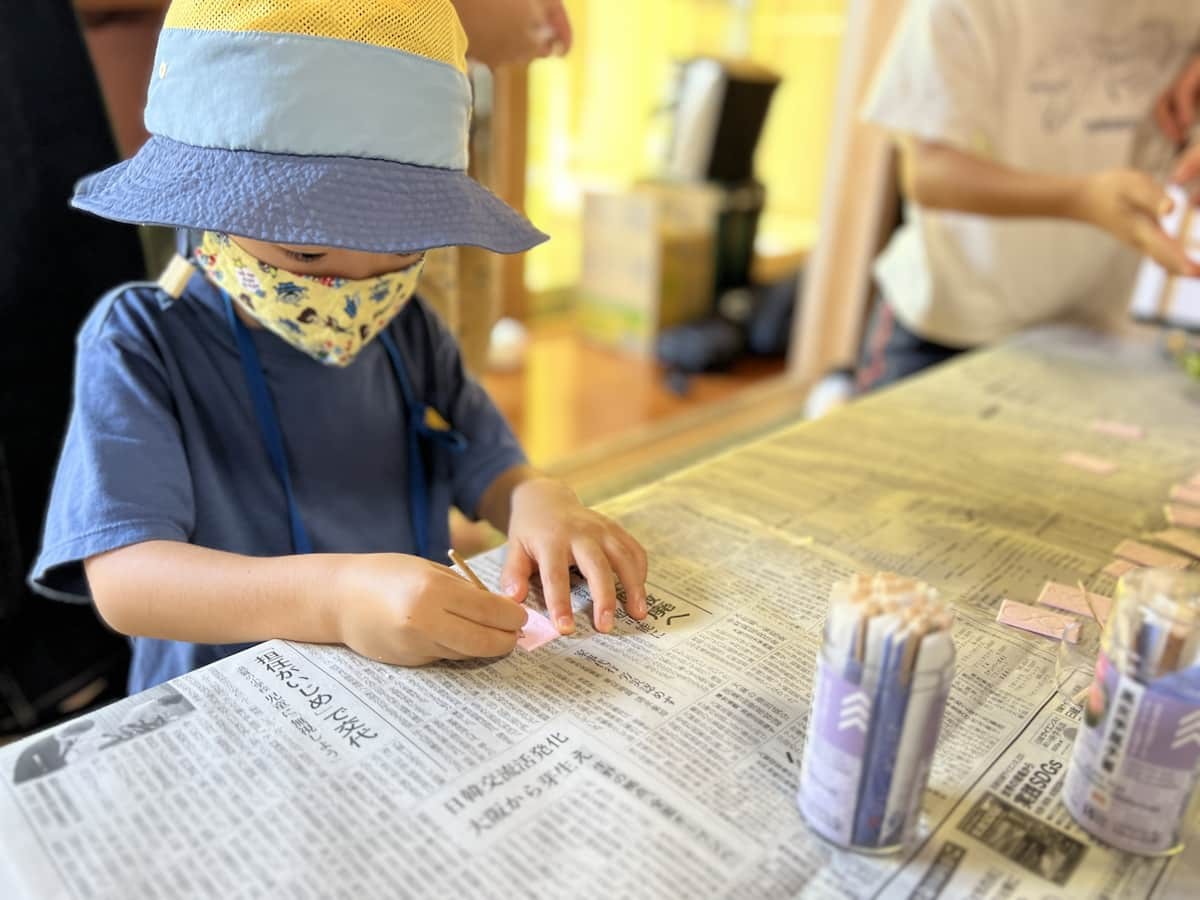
[{"xmin": 71, "ymin": 136, "xmax": 547, "ymax": 255}]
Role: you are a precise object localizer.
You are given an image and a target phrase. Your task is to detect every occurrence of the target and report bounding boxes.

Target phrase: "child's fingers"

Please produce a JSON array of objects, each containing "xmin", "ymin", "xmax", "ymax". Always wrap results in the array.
[
  {"xmin": 500, "ymin": 542, "xmax": 535, "ymax": 602},
  {"xmin": 611, "ymin": 525, "xmax": 649, "ymax": 584},
  {"xmin": 1173, "ymin": 63, "xmax": 1200, "ymax": 134},
  {"xmin": 602, "ymin": 534, "xmax": 648, "ymax": 619},
  {"xmin": 545, "ymin": 0, "xmax": 573, "ymax": 53},
  {"xmin": 433, "ymin": 611, "xmax": 521, "ymax": 658},
  {"xmin": 442, "ymin": 584, "xmax": 528, "ymax": 632},
  {"xmin": 1156, "ymin": 92, "xmax": 1183, "ymax": 144},
  {"xmin": 1172, "ymin": 145, "xmax": 1200, "ymax": 187},
  {"xmin": 571, "ymin": 536, "xmax": 619, "ymax": 633},
  {"xmin": 533, "ymin": 540, "xmax": 575, "ymax": 634},
  {"xmin": 428, "ymin": 644, "xmax": 471, "ymax": 662},
  {"xmin": 1135, "ymin": 217, "xmax": 1200, "ymax": 277},
  {"xmin": 1122, "ymin": 173, "xmax": 1171, "ymax": 219}
]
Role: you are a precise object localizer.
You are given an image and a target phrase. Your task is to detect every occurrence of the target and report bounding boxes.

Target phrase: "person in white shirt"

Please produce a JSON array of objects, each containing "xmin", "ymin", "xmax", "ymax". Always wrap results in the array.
[{"xmin": 856, "ymin": 0, "xmax": 1200, "ymax": 390}]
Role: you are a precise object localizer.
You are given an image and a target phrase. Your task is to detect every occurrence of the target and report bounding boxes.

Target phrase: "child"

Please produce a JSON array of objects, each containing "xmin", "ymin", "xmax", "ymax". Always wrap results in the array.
[
  {"xmin": 857, "ymin": 0, "xmax": 1200, "ymax": 389},
  {"xmin": 31, "ymin": 0, "xmax": 648, "ymax": 694}
]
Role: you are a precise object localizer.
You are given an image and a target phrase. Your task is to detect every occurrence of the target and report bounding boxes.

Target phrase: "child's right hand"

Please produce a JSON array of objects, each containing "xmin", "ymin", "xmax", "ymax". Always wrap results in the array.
[
  {"xmin": 1074, "ymin": 169, "xmax": 1200, "ymax": 278},
  {"xmin": 333, "ymin": 554, "xmax": 527, "ymax": 666}
]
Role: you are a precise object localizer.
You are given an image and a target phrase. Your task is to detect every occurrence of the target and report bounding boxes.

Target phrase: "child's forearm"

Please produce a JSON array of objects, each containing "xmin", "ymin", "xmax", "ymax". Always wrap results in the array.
[
  {"xmin": 85, "ymin": 541, "xmax": 344, "ymax": 645},
  {"xmin": 903, "ymin": 139, "xmax": 1088, "ymax": 220}
]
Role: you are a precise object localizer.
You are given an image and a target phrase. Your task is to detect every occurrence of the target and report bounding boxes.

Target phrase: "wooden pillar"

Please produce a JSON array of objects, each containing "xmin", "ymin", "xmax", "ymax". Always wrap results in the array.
[
  {"xmin": 787, "ymin": 0, "xmax": 905, "ymax": 383},
  {"xmin": 491, "ymin": 65, "xmax": 531, "ymax": 320}
]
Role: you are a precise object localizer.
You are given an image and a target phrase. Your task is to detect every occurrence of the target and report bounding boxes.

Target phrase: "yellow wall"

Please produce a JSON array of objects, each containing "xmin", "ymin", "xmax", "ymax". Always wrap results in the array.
[{"xmin": 525, "ymin": 0, "xmax": 846, "ymax": 294}]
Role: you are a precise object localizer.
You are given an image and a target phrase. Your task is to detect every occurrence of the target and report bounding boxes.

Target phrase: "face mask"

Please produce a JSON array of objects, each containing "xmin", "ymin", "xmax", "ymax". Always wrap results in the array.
[{"xmin": 195, "ymin": 231, "xmax": 424, "ymax": 367}]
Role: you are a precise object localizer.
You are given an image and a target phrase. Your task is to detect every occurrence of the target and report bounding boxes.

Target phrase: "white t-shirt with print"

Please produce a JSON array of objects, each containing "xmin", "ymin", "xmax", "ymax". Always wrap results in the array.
[{"xmin": 864, "ymin": 0, "xmax": 1200, "ymax": 347}]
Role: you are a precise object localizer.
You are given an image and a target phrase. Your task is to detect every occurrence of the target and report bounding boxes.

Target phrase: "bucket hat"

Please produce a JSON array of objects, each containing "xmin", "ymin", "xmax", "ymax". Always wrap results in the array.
[{"xmin": 71, "ymin": 0, "xmax": 547, "ymax": 254}]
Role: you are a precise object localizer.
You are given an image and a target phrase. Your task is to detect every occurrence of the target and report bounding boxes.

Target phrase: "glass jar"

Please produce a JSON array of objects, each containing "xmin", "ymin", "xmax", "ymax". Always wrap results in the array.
[
  {"xmin": 1063, "ymin": 568, "xmax": 1200, "ymax": 856},
  {"xmin": 798, "ymin": 615, "xmax": 955, "ymax": 853}
]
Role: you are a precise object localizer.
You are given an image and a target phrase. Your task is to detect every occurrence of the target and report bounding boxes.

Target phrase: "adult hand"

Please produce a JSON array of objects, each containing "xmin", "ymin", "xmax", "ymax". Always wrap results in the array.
[
  {"xmin": 1172, "ymin": 142, "xmax": 1200, "ymax": 203},
  {"xmin": 1155, "ymin": 55, "xmax": 1200, "ymax": 146},
  {"xmin": 452, "ymin": 0, "xmax": 573, "ymax": 68},
  {"xmin": 1074, "ymin": 169, "xmax": 1200, "ymax": 277}
]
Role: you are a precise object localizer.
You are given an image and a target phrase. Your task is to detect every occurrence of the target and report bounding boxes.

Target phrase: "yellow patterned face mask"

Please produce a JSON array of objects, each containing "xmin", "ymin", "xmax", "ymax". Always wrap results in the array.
[{"xmin": 195, "ymin": 231, "xmax": 425, "ymax": 367}]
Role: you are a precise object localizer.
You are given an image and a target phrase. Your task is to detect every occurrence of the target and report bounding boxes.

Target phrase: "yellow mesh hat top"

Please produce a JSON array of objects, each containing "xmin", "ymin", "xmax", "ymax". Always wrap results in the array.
[
  {"xmin": 146, "ymin": 0, "xmax": 474, "ymax": 169},
  {"xmin": 164, "ymin": 0, "xmax": 469, "ymax": 72}
]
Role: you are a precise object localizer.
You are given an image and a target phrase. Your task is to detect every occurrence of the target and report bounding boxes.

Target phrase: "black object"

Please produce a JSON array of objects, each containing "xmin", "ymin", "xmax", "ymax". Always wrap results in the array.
[
  {"xmin": 1, "ymin": 1, "xmax": 142, "ymax": 733},
  {"xmin": 657, "ymin": 56, "xmax": 778, "ymax": 302},
  {"xmin": 656, "ymin": 269, "xmax": 802, "ymax": 379},
  {"xmin": 746, "ymin": 270, "xmax": 801, "ymax": 357},
  {"xmin": 656, "ymin": 316, "xmax": 746, "ymax": 376},
  {"xmin": 664, "ymin": 59, "xmax": 781, "ymax": 184},
  {"xmin": 713, "ymin": 179, "xmax": 766, "ymax": 297}
]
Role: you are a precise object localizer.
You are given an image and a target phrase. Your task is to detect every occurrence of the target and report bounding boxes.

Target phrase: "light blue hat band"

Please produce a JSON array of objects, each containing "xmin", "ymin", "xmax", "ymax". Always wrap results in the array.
[{"xmin": 146, "ymin": 28, "xmax": 471, "ymax": 169}]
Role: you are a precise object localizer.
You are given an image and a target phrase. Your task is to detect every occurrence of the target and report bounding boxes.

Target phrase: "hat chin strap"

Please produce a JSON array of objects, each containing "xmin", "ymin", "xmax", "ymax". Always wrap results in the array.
[{"xmin": 158, "ymin": 254, "xmax": 195, "ymax": 299}]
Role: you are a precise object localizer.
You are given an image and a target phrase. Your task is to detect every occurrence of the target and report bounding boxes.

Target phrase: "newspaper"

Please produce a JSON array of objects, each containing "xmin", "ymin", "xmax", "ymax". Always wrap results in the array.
[{"xmin": 1, "ymin": 326, "xmax": 1198, "ymax": 899}]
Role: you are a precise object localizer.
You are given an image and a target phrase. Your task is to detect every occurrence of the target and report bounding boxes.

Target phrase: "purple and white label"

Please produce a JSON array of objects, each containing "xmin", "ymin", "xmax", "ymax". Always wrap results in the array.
[
  {"xmin": 1064, "ymin": 654, "xmax": 1200, "ymax": 854},
  {"xmin": 798, "ymin": 660, "xmax": 871, "ymax": 845}
]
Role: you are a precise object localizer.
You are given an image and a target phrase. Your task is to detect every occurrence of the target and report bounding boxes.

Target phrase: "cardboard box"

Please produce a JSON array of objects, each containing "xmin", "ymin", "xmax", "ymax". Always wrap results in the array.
[{"xmin": 578, "ymin": 182, "xmax": 720, "ymax": 355}]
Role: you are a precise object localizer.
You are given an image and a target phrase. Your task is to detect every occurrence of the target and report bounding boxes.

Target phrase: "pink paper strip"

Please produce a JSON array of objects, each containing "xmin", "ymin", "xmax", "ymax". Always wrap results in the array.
[
  {"xmin": 1152, "ymin": 529, "xmax": 1200, "ymax": 560},
  {"xmin": 516, "ymin": 608, "xmax": 560, "ymax": 652},
  {"xmin": 1161, "ymin": 504, "xmax": 1200, "ymax": 532},
  {"xmin": 1103, "ymin": 559, "xmax": 1138, "ymax": 579},
  {"xmin": 996, "ymin": 598, "xmax": 1081, "ymax": 643},
  {"xmin": 1061, "ymin": 452, "xmax": 1117, "ymax": 475},
  {"xmin": 1113, "ymin": 539, "xmax": 1191, "ymax": 570},
  {"xmin": 1090, "ymin": 420, "xmax": 1144, "ymax": 440},
  {"xmin": 1169, "ymin": 483, "xmax": 1200, "ymax": 507},
  {"xmin": 1165, "ymin": 504, "xmax": 1200, "ymax": 529},
  {"xmin": 1036, "ymin": 582, "xmax": 1112, "ymax": 623}
]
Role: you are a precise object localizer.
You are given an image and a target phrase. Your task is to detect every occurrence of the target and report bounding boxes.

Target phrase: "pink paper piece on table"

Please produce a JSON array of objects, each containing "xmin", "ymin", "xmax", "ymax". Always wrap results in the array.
[
  {"xmin": 1169, "ymin": 483, "xmax": 1200, "ymax": 507},
  {"xmin": 1103, "ymin": 559, "xmax": 1138, "ymax": 579},
  {"xmin": 1113, "ymin": 539, "xmax": 1191, "ymax": 570},
  {"xmin": 996, "ymin": 598, "xmax": 1081, "ymax": 643},
  {"xmin": 1165, "ymin": 503, "xmax": 1200, "ymax": 529},
  {"xmin": 1189, "ymin": 472, "xmax": 1200, "ymax": 487},
  {"xmin": 517, "ymin": 608, "xmax": 561, "ymax": 651},
  {"xmin": 1061, "ymin": 452, "xmax": 1117, "ymax": 475},
  {"xmin": 1152, "ymin": 529, "xmax": 1200, "ymax": 560},
  {"xmin": 1090, "ymin": 420, "xmax": 1144, "ymax": 440},
  {"xmin": 1036, "ymin": 582, "xmax": 1112, "ymax": 624}
]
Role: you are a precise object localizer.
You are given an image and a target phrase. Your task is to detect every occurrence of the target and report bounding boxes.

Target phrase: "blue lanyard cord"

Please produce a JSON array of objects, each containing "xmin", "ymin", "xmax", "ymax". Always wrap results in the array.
[
  {"xmin": 223, "ymin": 293, "xmax": 314, "ymax": 555},
  {"xmin": 379, "ymin": 331, "xmax": 431, "ymax": 561},
  {"xmin": 377, "ymin": 332, "xmax": 468, "ymax": 560},
  {"xmin": 223, "ymin": 291, "xmax": 466, "ymax": 561}
]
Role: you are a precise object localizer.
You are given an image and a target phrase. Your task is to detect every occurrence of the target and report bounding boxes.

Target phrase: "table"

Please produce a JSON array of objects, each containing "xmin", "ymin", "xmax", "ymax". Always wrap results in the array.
[{"xmin": 2, "ymin": 326, "xmax": 1198, "ymax": 899}]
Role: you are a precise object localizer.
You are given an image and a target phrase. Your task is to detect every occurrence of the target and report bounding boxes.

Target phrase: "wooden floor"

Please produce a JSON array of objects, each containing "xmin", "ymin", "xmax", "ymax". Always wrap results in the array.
[{"xmin": 481, "ymin": 317, "xmax": 791, "ymax": 471}]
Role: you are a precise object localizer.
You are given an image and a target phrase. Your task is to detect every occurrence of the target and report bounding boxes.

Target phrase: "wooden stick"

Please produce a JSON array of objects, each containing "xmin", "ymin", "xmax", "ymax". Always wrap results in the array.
[
  {"xmin": 450, "ymin": 550, "xmax": 525, "ymax": 638},
  {"xmin": 1158, "ymin": 627, "xmax": 1186, "ymax": 677},
  {"xmin": 1072, "ymin": 580, "xmax": 1103, "ymax": 705},
  {"xmin": 448, "ymin": 549, "xmax": 488, "ymax": 591},
  {"xmin": 900, "ymin": 619, "xmax": 928, "ymax": 687},
  {"xmin": 1076, "ymin": 580, "xmax": 1106, "ymax": 628}
]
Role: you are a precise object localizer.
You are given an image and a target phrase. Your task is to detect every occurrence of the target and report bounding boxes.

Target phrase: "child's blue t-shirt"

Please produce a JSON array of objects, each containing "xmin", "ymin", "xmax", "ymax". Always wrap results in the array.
[{"xmin": 31, "ymin": 268, "xmax": 526, "ymax": 694}]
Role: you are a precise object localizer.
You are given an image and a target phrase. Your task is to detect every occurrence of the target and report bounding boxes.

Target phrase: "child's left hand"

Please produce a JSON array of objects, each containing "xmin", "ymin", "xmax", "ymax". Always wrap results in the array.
[{"xmin": 500, "ymin": 476, "xmax": 648, "ymax": 635}]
